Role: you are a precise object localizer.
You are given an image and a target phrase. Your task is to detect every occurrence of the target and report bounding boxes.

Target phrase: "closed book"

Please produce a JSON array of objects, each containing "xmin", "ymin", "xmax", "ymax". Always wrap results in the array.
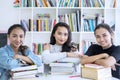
[
  {"xmin": 57, "ymin": 57, "xmax": 80, "ymax": 65},
  {"xmin": 11, "ymin": 65, "xmax": 37, "ymax": 72},
  {"xmin": 50, "ymin": 62, "xmax": 74, "ymax": 67},
  {"xmin": 12, "ymin": 70, "xmax": 37, "ymax": 77},
  {"xmin": 81, "ymin": 64, "xmax": 112, "ymax": 80}
]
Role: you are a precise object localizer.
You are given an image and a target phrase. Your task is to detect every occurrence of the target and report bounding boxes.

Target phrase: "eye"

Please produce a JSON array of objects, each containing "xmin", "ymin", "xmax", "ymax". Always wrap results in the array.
[
  {"xmin": 58, "ymin": 32, "xmax": 62, "ymax": 35},
  {"xmin": 64, "ymin": 33, "xmax": 68, "ymax": 36},
  {"xmin": 12, "ymin": 35, "xmax": 17, "ymax": 38},
  {"xmin": 96, "ymin": 35, "xmax": 100, "ymax": 39},
  {"xmin": 103, "ymin": 34, "xmax": 107, "ymax": 37},
  {"xmin": 20, "ymin": 35, "xmax": 24, "ymax": 38}
]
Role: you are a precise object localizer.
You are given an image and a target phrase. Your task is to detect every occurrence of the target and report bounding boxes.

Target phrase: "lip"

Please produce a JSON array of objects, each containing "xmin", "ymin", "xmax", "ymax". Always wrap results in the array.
[{"xmin": 60, "ymin": 40, "xmax": 64, "ymax": 42}]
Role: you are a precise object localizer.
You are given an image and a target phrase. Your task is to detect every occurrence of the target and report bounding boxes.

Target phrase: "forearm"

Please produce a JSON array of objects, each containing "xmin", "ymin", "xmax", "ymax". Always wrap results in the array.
[
  {"xmin": 94, "ymin": 56, "xmax": 116, "ymax": 67},
  {"xmin": 42, "ymin": 50, "xmax": 67, "ymax": 64},
  {"xmin": 18, "ymin": 55, "xmax": 34, "ymax": 65},
  {"xmin": 81, "ymin": 53, "xmax": 109, "ymax": 64},
  {"xmin": 66, "ymin": 52, "xmax": 82, "ymax": 58}
]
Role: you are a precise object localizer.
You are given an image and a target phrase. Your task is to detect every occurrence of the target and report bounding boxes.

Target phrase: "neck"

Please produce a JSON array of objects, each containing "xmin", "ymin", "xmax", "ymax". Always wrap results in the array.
[{"xmin": 102, "ymin": 44, "xmax": 112, "ymax": 49}]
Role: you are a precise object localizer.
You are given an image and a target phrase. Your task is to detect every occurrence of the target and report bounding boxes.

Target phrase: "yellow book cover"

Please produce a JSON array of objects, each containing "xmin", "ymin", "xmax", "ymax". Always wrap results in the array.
[{"xmin": 81, "ymin": 64, "xmax": 112, "ymax": 80}]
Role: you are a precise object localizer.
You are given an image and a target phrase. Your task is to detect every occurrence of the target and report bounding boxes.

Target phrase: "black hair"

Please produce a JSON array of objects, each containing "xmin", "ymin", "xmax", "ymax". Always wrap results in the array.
[
  {"xmin": 50, "ymin": 22, "xmax": 72, "ymax": 52},
  {"xmin": 94, "ymin": 23, "xmax": 114, "ymax": 44},
  {"xmin": 8, "ymin": 24, "xmax": 28, "ymax": 56}
]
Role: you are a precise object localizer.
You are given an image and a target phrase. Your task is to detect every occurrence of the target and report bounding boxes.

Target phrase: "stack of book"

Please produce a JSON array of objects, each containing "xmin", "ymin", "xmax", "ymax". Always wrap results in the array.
[
  {"xmin": 11, "ymin": 65, "xmax": 38, "ymax": 79},
  {"xmin": 50, "ymin": 57, "xmax": 80, "ymax": 74},
  {"xmin": 81, "ymin": 64, "xmax": 112, "ymax": 80}
]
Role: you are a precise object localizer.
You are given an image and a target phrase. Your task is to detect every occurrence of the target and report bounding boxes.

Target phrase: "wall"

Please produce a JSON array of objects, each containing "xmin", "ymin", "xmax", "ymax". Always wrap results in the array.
[{"xmin": 0, "ymin": 0, "xmax": 19, "ymax": 31}]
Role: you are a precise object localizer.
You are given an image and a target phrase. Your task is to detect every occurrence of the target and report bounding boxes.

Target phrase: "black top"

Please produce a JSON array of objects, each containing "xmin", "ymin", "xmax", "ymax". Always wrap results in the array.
[{"xmin": 85, "ymin": 44, "xmax": 120, "ymax": 63}]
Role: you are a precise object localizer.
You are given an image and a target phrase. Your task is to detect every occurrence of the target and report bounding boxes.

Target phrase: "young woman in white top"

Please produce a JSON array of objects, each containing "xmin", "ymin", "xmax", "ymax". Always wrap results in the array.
[{"xmin": 42, "ymin": 22, "xmax": 82, "ymax": 64}]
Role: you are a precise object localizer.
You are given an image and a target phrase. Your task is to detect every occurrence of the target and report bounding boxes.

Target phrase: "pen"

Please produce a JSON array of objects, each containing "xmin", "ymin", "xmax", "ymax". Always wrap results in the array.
[{"xmin": 69, "ymin": 75, "xmax": 81, "ymax": 78}]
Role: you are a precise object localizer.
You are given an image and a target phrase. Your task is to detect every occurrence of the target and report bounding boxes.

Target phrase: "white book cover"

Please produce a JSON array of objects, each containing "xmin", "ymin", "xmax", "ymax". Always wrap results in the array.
[
  {"xmin": 11, "ymin": 65, "xmax": 37, "ymax": 72},
  {"xmin": 84, "ymin": 64, "xmax": 104, "ymax": 69},
  {"xmin": 12, "ymin": 70, "xmax": 38, "ymax": 77},
  {"xmin": 57, "ymin": 57, "xmax": 80, "ymax": 65},
  {"xmin": 50, "ymin": 62, "xmax": 74, "ymax": 67}
]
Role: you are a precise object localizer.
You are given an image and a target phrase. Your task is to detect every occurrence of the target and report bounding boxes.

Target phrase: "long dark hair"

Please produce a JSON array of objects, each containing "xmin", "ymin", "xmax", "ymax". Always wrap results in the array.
[
  {"xmin": 94, "ymin": 23, "xmax": 114, "ymax": 44},
  {"xmin": 7, "ymin": 24, "xmax": 28, "ymax": 56},
  {"xmin": 50, "ymin": 22, "xmax": 72, "ymax": 52}
]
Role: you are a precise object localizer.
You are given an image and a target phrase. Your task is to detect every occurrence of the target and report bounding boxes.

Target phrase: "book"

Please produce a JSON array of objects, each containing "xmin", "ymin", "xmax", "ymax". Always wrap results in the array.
[
  {"xmin": 11, "ymin": 65, "xmax": 37, "ymax": 71},
  {"xmin": 57, "ymin": 57, "xmax": 80, "ymax": 65},
  {"xmin": 11, "ymin": 65, "xmax": 38, "ymax": 78},
  {"xmin": 81, "ymin": 64, "xmax": 112, "ymax": 80},
  {"xmin": 50, "ymin": 57, "xmax": 80, "ymax": 74},
  {"xmin": 50, "ymin": 62, "xmax": 74, "ymax": 74}
]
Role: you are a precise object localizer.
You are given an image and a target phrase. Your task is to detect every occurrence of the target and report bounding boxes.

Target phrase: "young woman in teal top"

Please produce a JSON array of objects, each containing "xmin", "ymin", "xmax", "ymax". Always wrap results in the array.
[{"xmin": 0, "ymin": 24, "xmax": 42, "ymax": 80}]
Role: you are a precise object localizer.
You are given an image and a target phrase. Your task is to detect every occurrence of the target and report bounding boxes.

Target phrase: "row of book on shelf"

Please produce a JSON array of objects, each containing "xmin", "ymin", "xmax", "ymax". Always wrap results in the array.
[
  {"xmin": 58, "ymin": 0, "xmax": 79, "ymax": 7},
  {"xmin": 21, "ymin": 13, "xmax": 56, "ymax": 31},
  {"xmin": 82, "ymin": 13, "xmax": 104, "ymax": 32},
  {"xmin": 13, "ymin": 0, "xmax": 118, "ymax": 8},
  {"xmin": 32, "ymin": 40, "xmax": 96, "ymax": 55},
  {"xmin": 82, "ymin": 0, "xmax": 104, "ymax": 7},
  {"xmin": 21, "ymin": 10, "xmax": 81, "ymax": 32},
  {"xmin": 59, "ymin": 10, "xmax": 81, "ymax": 32},
  {"xmin": 13, "ymin": 0, "xmax": 56, "ymax": 7}
]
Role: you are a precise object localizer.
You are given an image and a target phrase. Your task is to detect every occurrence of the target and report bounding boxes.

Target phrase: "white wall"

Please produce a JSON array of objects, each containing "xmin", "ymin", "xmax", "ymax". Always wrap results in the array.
[{"xmin": 0, "ymin": 0, "xmax": 19, "ymax": 31}]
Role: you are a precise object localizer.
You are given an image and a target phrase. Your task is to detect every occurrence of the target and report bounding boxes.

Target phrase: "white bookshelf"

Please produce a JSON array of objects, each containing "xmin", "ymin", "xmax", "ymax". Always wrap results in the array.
[
  {"xmin": 1, "ymin": 0, "xmax": 120, "ymax": 54},
  {"xmin": 18, "ymin": 0, "xmax": 120, "ymax": 53}
]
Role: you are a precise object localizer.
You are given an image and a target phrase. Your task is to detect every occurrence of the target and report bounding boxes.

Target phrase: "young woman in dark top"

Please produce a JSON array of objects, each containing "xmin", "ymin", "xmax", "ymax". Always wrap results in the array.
[{"xmin": 81, "ymin": 23, "xmax": 120, "ymax": 79}]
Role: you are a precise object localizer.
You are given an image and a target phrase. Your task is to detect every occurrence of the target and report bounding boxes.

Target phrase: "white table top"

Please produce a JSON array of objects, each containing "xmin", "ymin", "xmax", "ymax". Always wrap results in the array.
[{"xmin": 12, "ymin": 73, "xmax": 119, "ymax": 80}]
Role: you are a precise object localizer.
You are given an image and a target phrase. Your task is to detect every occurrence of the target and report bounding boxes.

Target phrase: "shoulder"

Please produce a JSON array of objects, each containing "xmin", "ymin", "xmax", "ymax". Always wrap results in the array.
[
  {"xmin": 0, "ymin": 45, "xmax": 10, "ymax": 52},
  {"xmin": 113, "ymin": 45, "xmax": 120, "ymax": 50}
]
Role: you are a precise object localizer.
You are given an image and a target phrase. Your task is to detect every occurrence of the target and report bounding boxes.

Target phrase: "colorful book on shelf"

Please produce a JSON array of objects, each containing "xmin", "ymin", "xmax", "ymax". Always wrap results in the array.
[{"xmin": 81, "ymin": 64, "xmax": 112, "ymax": 80}]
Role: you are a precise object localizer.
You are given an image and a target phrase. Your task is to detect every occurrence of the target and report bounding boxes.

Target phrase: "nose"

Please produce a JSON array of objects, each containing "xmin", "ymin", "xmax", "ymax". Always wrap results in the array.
[
  {"xmin": 100, "ymin": 37, "xmax": 104, "ymax": 41},
  {"xmin": 16, "ymin": 36, "xmax": 21, "ymax": 42},
  {"xmin": 60, "ymin": 34, "xmax": 65, "ymax": 39}
]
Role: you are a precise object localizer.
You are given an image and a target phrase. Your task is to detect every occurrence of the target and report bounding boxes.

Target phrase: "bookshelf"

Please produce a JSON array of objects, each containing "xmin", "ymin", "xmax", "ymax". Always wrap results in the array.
[{"xmin": 11, "ymin": 0, "xmax": 120, "ymax": 54}]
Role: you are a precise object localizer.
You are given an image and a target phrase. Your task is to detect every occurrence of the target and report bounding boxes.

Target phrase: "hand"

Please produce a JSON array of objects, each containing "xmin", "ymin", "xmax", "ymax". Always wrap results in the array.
[
  {"xmin": 111, "ymin": 65, "xmax": 116, "ymax": 71},
  {"xmin": 14, "ymin": 54, "xmax": 22, "ymax": 59},
  {"xmin": 44, "ymin": 43, "xmax": 50, "ymax": 50}
]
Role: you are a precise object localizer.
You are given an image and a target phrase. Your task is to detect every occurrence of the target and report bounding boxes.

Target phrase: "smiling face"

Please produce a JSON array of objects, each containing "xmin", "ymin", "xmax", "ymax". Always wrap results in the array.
[
  {"xmin": 53, "ymin": 26, "xmax": 68, "ymax": 45},
  {"xmin": 8, "ymin": 27, "xmax": 25, "ymax": 49},
  {"xmin": 95, "ymin": 27, "xmax": 113, "ymax": 49}
]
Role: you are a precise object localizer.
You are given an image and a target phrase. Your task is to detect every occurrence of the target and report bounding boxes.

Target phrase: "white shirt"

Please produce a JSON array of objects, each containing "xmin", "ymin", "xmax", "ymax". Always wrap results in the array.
[{"xmin": 42, "ymin": 44, "xmax": 67, "ymax": 64}]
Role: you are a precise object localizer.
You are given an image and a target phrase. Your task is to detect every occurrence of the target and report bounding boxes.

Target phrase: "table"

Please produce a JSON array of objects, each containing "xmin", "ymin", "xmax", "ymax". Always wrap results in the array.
[{"xmin": 11, "ymin": 73, "xmax": 119, "ymax": 80}]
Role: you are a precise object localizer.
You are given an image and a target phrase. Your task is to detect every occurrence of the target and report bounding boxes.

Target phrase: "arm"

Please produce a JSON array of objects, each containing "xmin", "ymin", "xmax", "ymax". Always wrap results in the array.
[
  {"xmin": 94, "ymin": 56, "xmax": 116, "ymax": 67},
  {"xmin": 81, "ymin": 53, "xmax": 109, "ymax": 64},
  {"xmin": 14, "ymin": 48, "xmax": 42, "ymax": 66},
  {"xmin": 0, "ymin": 49, "xmax": 20, "ymax": 70},
  {"xmin": 42, "ymin": 50, "xmax": 67, "ymax": 64},
  {"xmin": 14, "ymin": 54, "xmax": 34, "ymax": 65},
  {"xmin": 66, "ymin": 52, "xmax": 83, "ymax": 58},
  {"xmin": 42, "ymin": 44, "xmax": 67, "ymax": 64}
]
